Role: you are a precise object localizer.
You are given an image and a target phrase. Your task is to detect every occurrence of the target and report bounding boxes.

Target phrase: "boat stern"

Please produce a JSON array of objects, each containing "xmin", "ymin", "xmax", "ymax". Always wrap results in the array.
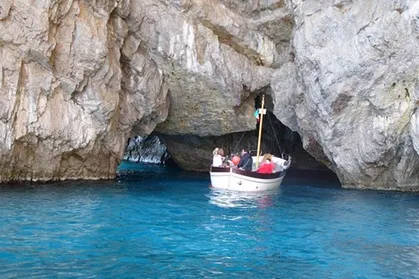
[{"xmin": 209, "ymin": 166, "xmax": 231, "ymax": 189}]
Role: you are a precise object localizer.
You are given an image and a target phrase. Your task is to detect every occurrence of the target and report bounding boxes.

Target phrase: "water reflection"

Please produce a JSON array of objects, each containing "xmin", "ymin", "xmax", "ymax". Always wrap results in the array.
[{"xmin": 207, "ymin": 188, "xmax": 280, "ymax": 209}]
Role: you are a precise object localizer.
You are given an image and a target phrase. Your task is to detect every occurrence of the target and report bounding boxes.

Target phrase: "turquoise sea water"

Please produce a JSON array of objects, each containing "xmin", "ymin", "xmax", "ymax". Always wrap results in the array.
[{"xmin": 0, "ymin": 162, "xmax": 419, "ymax": 278}]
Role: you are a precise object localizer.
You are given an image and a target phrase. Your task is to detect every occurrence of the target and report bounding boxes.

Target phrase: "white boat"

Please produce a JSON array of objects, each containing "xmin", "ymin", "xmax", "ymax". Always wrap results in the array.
[
  {"xmin": 210, "ymin": 155, "xmax": 291, "ymax": 192},
  {"xmin": 209, "ymin": 94, "xmax": 291, "ymax": 192}
]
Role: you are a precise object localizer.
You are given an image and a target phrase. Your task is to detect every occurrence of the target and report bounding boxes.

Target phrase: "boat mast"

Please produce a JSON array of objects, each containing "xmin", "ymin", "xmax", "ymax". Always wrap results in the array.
[{"xmin": 256, "ymin": 94, "xmax": 266, "ymax": 168}]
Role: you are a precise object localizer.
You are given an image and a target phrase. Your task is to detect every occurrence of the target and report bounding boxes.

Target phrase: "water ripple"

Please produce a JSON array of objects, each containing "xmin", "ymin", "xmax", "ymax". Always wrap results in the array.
[{"xmin": 0, "ymin": 165, "xmax": 418, "ymax": 278}]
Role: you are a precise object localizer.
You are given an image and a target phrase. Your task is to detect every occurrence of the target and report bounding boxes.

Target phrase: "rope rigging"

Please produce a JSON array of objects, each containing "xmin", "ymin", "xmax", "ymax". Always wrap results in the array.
[
  {"xmin": 232, "ymin": 130, "xmax": 246, "ymax": 155},
  {"xmin": 267, "ymin": 112, "xmax": 284, "ymax": 156},
  {"xmin": 229, "ymin": 95, "xmax": 286, "ymax": 159}
]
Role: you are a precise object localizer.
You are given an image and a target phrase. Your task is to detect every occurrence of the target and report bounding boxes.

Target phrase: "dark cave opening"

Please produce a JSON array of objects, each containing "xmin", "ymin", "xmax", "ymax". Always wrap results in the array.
[
  {"xmin": 120, "ymin": 94, "xmax": 331, "ymax": 172},
  {"xmin": 123, "ymin": 135, "xmax": 177, "ymax": 167}
]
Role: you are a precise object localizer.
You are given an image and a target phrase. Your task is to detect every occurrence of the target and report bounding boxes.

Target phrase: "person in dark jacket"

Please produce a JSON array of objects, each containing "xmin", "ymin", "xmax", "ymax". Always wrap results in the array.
[{"xmin": 237, "ymin": 148, "xmax": 253, "ymax": 171}]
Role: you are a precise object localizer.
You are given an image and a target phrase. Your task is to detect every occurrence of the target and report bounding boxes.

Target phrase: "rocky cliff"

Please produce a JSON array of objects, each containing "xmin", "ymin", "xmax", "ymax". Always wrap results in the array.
[{"xmin": 0, "ymin": 0, "xmax": 418, "ymax": 190}]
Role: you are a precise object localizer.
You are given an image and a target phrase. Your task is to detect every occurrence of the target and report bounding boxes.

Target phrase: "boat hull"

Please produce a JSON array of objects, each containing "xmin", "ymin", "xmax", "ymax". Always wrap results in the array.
[{"xmin": 210, "ymin": 167, "xmax": 286, "ymax": 192}]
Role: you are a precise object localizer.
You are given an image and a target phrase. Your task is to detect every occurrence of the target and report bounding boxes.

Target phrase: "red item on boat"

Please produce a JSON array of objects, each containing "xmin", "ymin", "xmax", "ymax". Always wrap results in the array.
[
  {"xmin": 257, "ymin": 162, "xmax": 274, "ymax": 174},
  {"xmin": 231, "ymin": 155, "xmax": 241, "ymax": 166}
]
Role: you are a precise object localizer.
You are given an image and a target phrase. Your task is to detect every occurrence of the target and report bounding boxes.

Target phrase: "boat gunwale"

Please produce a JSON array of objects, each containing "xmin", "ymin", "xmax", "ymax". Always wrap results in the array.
[
  {"xmin": 210, "ymin": 166, "xmax": 286, "ymax": 180},
  {"xmin": 210, "ymin": 166, "xmax": 231, "ymax": 173}
]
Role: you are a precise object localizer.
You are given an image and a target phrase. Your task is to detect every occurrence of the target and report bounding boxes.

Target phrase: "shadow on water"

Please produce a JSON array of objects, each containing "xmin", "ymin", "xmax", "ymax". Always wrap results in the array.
[
  {"xmin": 116, "ymin": 161, "xmax": 342, "ymax": 191},
  {"xmin": 0, "ymin": 162, "xmax": 341, "ymax": 201},
  {"xmin": 0, "ymin": 162, "xmax": 205, "ymax": 192},
  {"xmin": 117, "ymin": 161, "xmax": 208, "ymax": 182},
  {"xmin": 0, "ymin": 162, "xmax": 341, "ymax": 193},
  {"xmin": 114, "ymin": 161, "xmax": 212, "ymax": 194},
  {"xmin": 283, "ymin": 168, "xmax": 341, "ymax": 189}
]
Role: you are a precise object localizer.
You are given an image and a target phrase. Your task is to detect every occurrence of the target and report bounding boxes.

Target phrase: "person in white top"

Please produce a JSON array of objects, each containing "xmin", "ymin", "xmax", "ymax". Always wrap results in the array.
[{"xmin": 212, "ymin": 148, "xmax": 225, "ymax": 167}]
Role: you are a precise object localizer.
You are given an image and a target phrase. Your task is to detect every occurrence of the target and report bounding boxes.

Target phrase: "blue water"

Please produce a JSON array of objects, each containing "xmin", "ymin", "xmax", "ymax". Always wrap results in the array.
[{"xmin": 1, "ymin": 162, "xmax": 419, "ymax": 278}]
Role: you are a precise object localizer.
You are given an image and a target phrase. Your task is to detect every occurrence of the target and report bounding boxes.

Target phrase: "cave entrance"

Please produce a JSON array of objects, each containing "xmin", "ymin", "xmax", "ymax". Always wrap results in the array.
[
  {"xmin": 118, "ymin": 94, "xmax": 331, "ymax": 173},
  {"xmin": 121, "ymin": 134, "xmax": 176, "ymax": 167}
]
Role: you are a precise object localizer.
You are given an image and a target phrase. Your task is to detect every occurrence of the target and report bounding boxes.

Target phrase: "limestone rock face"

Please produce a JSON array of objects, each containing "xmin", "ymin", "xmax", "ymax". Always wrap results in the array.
[
  {"xmin": 0, "ymin": 0, "xmax": 168, "ymax": 181},
  {"xmin": 0, "ymin": 0, "xmax": 418, "ymax": 190},
  {"xmin": 134, "ymin": 0, "xmax": 277, "ymax": 136},
  {"xmin": 271, "ymin": 0, "xmax": 419, "ymax": 190}
]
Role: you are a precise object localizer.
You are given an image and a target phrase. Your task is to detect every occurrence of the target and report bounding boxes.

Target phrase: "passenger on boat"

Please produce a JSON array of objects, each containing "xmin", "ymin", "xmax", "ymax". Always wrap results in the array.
[
  {"xmin": 212, "ymin": 148, "xmax": 225, "ymax": 167},
  {"xmin": 257, "ymin": 154, "xmax": 274, "ymax": 174},
  {"xmin": 237, "ymin": 148, "xmax": 253, "ymax": 171}
]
